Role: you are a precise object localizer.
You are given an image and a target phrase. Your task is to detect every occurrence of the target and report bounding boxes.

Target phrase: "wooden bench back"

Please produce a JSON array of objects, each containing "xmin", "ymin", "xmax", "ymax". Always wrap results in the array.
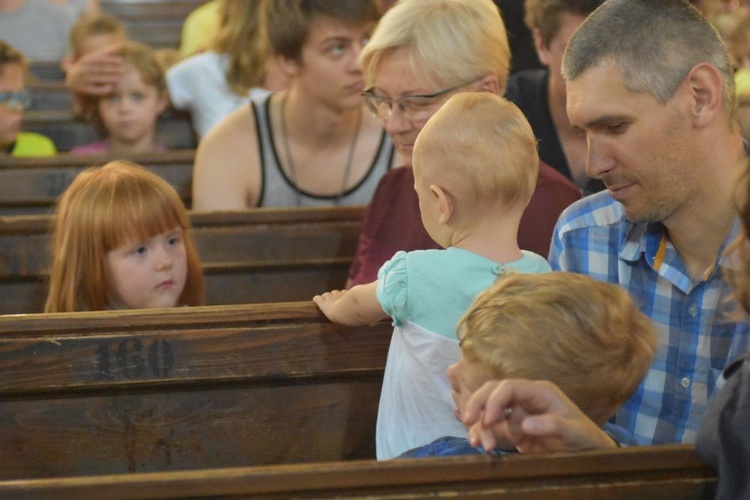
[
  {"xmin": 0, "ymin": 445, "xmax": 716, "ymax": 498},
  {"xmin": 28, "ymin": 62, "xmax": 65, "ymax": 82},
  {"xmin": 0, "ymin": 302, "xmax": 391, "ymax": 479},
  {"xmin": 22, "ymin": 110, "xmax": 196, "ymax": 152},
  {"xmin": 28, "ymin": 81, "xmax": 74, "ymax": 111},
  {"xmin": 0, "ymin": 149, "xmax": 195, "ymax": 216},
  {"xmin": 0, "ymin": 206, "xmax": 363, "ymax": 314},
  {"xmin": 101, "ymin": 0, "xmax": 207, "ymax": 49}
]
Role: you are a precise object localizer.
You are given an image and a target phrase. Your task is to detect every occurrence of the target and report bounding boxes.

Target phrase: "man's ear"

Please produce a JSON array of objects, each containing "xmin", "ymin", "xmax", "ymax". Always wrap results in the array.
[
  {"xmin": 430, "ymin": 184, "xmax": 455, "ymax": 225},
  {"xmin": 685, "ymin": 63, "xmax": 724, "ymax": 127},
  {"xmin": 532, "ymin": 27, "xmax": 551, "ymax": 66}
]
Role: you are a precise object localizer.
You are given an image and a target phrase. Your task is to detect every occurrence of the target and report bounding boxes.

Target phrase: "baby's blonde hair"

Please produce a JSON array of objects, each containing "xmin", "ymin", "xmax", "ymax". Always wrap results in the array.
[
  {"xmin": 413, "ymin": 92, "xmax": 538, "ymax": 210},
  {"xmin": 45, "ymin": 161, "xmax": 204, "ymax": 313},
  {"xmin": 459, "ymin": 272, "xmax": 658, "ymax": 425}
]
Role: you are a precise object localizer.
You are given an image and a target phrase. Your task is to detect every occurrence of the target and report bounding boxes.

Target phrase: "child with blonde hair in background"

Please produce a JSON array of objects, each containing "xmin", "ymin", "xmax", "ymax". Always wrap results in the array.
[
  {"xmin": 71, "ymin": 41, "xmax": 169, "ymax": 154},
  {"xmin": 314, "ymin": 92, "xmax": 550, "ymax": 459},
  {"xmin": 62, "ymin": 13, "xmax": 127, "ymax": 119},
  {"xmin": 45, "ymin": 161, "xmax": 204, "ymax": 312}
]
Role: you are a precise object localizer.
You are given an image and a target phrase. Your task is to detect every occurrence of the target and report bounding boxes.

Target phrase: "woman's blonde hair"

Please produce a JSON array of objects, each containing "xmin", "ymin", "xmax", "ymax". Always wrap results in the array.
[
  {"xmin": 459, "ymin": 272, "xmax": 658, "ymax": 425},
  {"xmin": 361, "ymin": 0, "xmax": 510, "ymax": 90},
  {"xmin": 45, "ymin": 161, "xmax": 204, "ymax": 313},
  {"xmin": 213, "ymin": 0, "xmax": 269, "ymax": 96}
]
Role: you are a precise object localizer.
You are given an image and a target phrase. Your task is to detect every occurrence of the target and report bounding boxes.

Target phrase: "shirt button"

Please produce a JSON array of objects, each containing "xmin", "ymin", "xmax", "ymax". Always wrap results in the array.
[
  {"xmin": 493, "ymin": 265, "xmax": 505, "ymax": 275},
  {"xmin": 688, "ymin": 304, "xmax": 698, "ymax": 317},
  {"xmin": 681, "ymin": 377, "xmax": 691, "ymax": 388}
]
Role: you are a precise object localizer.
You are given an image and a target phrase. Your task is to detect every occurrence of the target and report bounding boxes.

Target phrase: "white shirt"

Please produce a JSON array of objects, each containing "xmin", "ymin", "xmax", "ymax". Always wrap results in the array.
[{"xmin": 166, "ymin": 50, "xmax": 270, "ymax": 139}]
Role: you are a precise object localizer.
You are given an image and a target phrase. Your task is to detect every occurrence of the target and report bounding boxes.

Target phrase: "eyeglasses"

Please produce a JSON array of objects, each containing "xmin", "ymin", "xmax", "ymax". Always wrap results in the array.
[
  {"xmin": 361, "ymin": 76, "xmax": 483, "ymax": 122},
  {"xmin": 0, "ymin": 89, "xmax": 31, "ymax": 111}
]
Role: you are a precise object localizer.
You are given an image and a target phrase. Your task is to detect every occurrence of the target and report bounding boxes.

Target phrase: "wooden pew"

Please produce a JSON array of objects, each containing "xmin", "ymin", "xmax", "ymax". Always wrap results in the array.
[
  {"xmin": 0, "ymin": 445, "xmax": 717, "ymax": 498},
  {"xmin": 0, "ymin": 149, "xmax": 195, "ymax": 216},
  {"xmin": 0, "ymin": 206, "xmax": 364, "ymax": 314},
  {"xmin": 28, "ymin": 62, "xmax": 65, "ymax": 82},
  {"xmin": 28, "ymin": 81, "xmax": 74, "ymax": 111},
  {"xmin": 101, "ymin": 0, "xmax": 207, "ymax": 50},
  {"xmin": 22, "ymin": 109, "xmax": 196, "ymax": 152},
  {"xmin": 0, "ymin": 302, "xmax": 392, "ymax": 480}
]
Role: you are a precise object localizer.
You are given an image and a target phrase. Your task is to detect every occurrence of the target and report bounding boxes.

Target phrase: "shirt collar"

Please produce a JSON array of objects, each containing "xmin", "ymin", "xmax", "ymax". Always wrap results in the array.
[{"xmin": 619, "ymin": 218, "xmax": 742, "ymax": 275}]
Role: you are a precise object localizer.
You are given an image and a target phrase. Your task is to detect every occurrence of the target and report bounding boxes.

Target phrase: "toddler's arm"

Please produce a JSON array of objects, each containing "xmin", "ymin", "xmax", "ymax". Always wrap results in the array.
[{"xmin": 313, "ymin": 281, "xmax": 387, "ymax": 326}]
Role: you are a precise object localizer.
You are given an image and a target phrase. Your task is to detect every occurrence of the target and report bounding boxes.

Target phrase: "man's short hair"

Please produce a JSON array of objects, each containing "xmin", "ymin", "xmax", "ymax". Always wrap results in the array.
[{"xmin": 562, "ymin": 0, "xmax": 736, "ymax": 121}]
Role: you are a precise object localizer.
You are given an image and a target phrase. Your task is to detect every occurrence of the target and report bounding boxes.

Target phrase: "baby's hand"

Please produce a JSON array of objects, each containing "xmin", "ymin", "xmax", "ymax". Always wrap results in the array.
[{"xmin": 312, "ymin": 289, "xmax": 346, "ymax": 321}]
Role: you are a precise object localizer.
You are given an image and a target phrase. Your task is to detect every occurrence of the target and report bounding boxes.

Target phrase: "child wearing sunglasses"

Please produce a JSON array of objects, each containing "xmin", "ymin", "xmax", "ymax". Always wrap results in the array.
[{"xmin": 0, "ymin": 39, "xmax": 56, "ymax": 157}]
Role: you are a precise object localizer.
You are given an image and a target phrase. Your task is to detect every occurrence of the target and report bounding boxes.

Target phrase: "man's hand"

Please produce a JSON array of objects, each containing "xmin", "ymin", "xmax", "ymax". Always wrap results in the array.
[{"xmin": 462, "ymin": 379, "xmax": 618, "ymax": 453}]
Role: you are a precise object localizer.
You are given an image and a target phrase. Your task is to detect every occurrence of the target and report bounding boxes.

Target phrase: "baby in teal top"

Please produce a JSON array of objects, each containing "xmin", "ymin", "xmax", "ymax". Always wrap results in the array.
[
  {"xmin": 379, "ymin": 247, "xmax": 549, "ymax": 339},
  {"xmin": 314, "ymin": 93, "xmax": 550, "ymax": 459}
]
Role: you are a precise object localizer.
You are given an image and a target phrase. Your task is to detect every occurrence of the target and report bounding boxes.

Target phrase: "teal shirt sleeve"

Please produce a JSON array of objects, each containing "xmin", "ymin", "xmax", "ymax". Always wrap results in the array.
[{"xmin": 376, "ymin": 251, "xmax": 409, "ymax": 326}]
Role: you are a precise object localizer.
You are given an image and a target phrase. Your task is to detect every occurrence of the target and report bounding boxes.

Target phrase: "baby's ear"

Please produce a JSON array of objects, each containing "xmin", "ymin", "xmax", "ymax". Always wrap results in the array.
[{"xmin": 430, "ymin": 184, "xmax": 455, "ymax": 225}]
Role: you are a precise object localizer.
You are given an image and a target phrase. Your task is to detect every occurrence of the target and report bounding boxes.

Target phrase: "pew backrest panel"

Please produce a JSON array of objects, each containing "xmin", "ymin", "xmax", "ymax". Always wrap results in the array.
[
  {"xmin": 22, "ymin": 110, "xmax": 196, "ymax": 153},
  {"xmin": 0, "ymin": 445, "xmax": 716, "ymax": 499},
  {"xmin": 0, "ymin": 302, "xmax": 391, "ymax": 479},
  {"xmin": 0, "ymin": 149, "xmax": 196, "ymax": 216},
  {"xmin": 101, "ymin": 0, "xmax": 207, "ymax": 50}
]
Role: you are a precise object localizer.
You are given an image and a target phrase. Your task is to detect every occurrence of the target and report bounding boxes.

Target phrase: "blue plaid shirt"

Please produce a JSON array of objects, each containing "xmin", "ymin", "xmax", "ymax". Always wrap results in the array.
[{"xmin": 549, "ymin": 191, "xmax": 750, "ymax": 446}]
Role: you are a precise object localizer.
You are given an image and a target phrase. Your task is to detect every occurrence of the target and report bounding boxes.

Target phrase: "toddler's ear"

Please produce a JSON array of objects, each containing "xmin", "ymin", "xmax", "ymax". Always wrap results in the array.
[{"xmin": 430, "ymin": 184, "xmax": 455, "ymax": 225}]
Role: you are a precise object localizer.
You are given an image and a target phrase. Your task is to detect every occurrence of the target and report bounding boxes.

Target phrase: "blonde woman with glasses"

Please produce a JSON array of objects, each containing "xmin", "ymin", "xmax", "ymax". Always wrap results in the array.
[{"xmin": 346, "ymin": 0, "xmax": 581, "ymax": 287}]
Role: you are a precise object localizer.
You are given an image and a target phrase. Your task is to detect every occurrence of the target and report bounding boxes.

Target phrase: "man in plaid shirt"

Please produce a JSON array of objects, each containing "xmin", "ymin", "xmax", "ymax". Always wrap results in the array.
[{"xmin": 462, "ymin": 0, "xmax": 750, "ymax": 452}]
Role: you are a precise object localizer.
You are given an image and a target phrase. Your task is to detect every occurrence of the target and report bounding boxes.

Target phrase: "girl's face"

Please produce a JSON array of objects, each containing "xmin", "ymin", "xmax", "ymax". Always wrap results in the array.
[
  {"xmin": 98, "ymin": 63, "xmax": 167, "ymax": 151},
  {"xmin": 105, "ymin": 227, "xmax": 188, "ymax": 309}
]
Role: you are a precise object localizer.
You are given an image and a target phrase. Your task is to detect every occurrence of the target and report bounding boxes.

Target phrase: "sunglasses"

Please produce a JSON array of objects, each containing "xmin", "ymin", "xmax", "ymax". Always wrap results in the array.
[{"xmin": 0, "ymin": 89, "xmax": 31, "ymax": 111}]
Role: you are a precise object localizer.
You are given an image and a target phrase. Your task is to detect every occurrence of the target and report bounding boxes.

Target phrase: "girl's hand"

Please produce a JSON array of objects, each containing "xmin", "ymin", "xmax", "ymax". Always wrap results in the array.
[{"xmin": 313, "ymin": 289, "xmax": 346, "ymax": 321}]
